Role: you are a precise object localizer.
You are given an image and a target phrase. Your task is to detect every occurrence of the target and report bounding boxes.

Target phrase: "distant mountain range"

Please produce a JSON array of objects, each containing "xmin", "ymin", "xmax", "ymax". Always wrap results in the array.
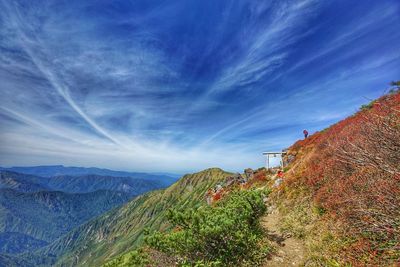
[
  {"xmin": 0, "ymin": 167, "xmax": 179, "ymax": 258},
  {"xmin": 0, "ymin": 165, "xmax": 179, "ymax": 186},
  {"xmin": 0, "ymin": 171, "xmax": 169, "ymax": 197}
]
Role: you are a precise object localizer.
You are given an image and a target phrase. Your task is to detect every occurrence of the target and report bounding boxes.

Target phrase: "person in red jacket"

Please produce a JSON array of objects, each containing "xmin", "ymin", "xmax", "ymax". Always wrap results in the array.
[{"xmin": 303, "ymin": 129, "xmax": 309, "ymax": 139}]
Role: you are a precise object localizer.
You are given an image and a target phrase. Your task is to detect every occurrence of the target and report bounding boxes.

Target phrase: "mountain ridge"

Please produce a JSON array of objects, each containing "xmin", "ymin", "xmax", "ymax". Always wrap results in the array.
[{"xmin": 13, "ymin": 168, "xmax": 232, "ymax": 266}]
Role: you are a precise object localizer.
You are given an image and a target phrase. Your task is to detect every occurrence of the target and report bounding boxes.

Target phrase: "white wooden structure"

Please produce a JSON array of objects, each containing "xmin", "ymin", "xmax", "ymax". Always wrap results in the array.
[{"xmin": 263, "ymin": 151, "xmax": 287, "ymax": 169}]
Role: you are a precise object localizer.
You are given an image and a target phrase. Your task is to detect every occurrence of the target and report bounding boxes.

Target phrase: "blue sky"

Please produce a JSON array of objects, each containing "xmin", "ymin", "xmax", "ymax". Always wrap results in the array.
[{"xmin": 0, "ymin": 0, "xmax": 399, "ymax": 173}]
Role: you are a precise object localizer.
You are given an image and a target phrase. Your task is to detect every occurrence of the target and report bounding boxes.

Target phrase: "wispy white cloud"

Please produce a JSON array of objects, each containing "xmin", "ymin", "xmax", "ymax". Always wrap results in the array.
[
  {"xmin": 0, "ymin": 0, "xmax": 399, "ymax": 172},
  {"xmin": 185, "ymin": 0, "xmax": 318, "ymax": 116},
  {"xmin": 2, "ymin": 0, "xmax": 124, "ymax": 146},
  {"xmin": 288, "ymin": 2, "xmax": 400, "ymax": 73},
  {"xmin": 212, "ymin": 0, "xmax": 317, "ymax": 91}
]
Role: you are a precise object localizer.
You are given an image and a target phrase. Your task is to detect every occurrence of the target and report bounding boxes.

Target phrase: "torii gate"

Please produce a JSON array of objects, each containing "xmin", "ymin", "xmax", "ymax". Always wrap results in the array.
[{"xmin": 263, "ymin": 151, "xmax": 287, "ymax": 169}]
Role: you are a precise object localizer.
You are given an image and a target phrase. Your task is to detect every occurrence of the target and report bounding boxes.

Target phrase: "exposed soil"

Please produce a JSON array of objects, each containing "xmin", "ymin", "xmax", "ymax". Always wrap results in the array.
[
  {"xmin": 262, "ymin": 206, "xmax": 306, "ymax": 267},
  {"xmin": 147, "ymin": 247, "xmax": 178, "ymax": 267}
]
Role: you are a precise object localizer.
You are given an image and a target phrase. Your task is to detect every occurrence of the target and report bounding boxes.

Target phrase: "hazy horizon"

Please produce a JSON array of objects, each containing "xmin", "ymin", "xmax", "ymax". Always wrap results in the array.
[{"xmin": 1, "ymin": 0, "xmax": 399, "ymax": 173}]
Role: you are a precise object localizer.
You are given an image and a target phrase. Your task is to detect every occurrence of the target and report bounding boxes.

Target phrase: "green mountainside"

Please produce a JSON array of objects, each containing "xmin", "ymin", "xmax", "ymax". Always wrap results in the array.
[
  {"xmin": 0, "ymin": 189, "xmax": 130, "ymax": 254},
  {"xmin": 23, "ymin": 168, "xmax": 231, "ymax": 267}
]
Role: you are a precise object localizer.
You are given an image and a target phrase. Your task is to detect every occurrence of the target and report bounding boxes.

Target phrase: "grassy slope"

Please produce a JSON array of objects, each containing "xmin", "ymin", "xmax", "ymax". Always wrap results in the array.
[{"xmin": 33, "ymin": 168, "xmax": 232, "ymax": 266}]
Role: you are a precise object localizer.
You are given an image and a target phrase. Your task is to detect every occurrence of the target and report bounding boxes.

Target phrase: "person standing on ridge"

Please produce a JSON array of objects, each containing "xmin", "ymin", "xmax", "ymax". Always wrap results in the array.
[{"xmin": 303, "ymin": 129, "xmax": 309, "ymax": 139}]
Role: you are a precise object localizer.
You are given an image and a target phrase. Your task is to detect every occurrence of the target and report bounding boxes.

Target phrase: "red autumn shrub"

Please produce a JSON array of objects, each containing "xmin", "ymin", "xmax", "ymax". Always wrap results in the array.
[
  {"xmin": 284, "ymin": 91, "xmax": 400, "ymax": 265},
  {"xmin": 253, "ymin": 169, "xmax": 267, "ymax": 181}
]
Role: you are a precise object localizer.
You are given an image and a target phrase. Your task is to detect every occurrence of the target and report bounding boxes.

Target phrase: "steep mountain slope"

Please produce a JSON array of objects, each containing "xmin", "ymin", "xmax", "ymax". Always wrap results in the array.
[
  {"xmin": 0, "ymin": 189, "xmax": 130, "ymax": 254},
  {"xmin": 274, "ymin": 91, "xmax": 400, "ymax": 265},
  {"xmin": 0, "ymin": 166, "xmax": 177, "ymax": 187},
  {"xmin": 23, "ymin": 168, "xmax": 232, "ymax": 266}
]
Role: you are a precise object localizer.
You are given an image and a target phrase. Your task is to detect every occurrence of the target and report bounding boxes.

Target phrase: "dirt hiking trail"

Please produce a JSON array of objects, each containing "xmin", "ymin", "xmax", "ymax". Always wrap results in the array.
[{"xmin": 262, "ymin": 207, "xmax": 306, "ymax": 267}]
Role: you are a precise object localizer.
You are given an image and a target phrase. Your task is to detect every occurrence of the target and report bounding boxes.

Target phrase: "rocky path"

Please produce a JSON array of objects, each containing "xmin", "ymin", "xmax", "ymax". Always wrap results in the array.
[{"xmin": 261, "ymin": 207, "xmax": 306, "ymax": 267}]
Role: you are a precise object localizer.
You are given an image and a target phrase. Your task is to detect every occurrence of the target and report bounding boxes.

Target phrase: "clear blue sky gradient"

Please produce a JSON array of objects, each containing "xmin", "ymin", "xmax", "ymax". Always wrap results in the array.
[{"xmin": 0, "ymin": 0, "xmax": 399, "ymax": 172}]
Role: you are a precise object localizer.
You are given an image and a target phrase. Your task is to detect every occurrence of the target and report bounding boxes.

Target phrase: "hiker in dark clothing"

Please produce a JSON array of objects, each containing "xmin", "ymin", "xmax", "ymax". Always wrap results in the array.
[{"xmin": 303, "ymin": 129, "xmax": 309, "ymax": 139}]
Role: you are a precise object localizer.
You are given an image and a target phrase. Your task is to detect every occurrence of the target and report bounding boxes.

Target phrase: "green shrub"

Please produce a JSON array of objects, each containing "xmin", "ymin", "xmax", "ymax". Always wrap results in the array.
[
  {"xmin": 145, "ymin": 189, "xmax": 270, "ymax": 266},
  {"xmin": 314, "ymin": 205, "xmax": 326, "ymax": 216},
  {"xmin": 359, "ymin": 101, "xmax": 375, "ymax": 111},
  {"xmin": 102, "ymin": 249, "xmax": 150, "ymax": 267},
  {"xmin": 390, "ymin": 80, "xmax": 400, "ymax": 88},
  {"xmin": 283, "ymin": 166, "xmax": 290, "ymax": 172}
]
